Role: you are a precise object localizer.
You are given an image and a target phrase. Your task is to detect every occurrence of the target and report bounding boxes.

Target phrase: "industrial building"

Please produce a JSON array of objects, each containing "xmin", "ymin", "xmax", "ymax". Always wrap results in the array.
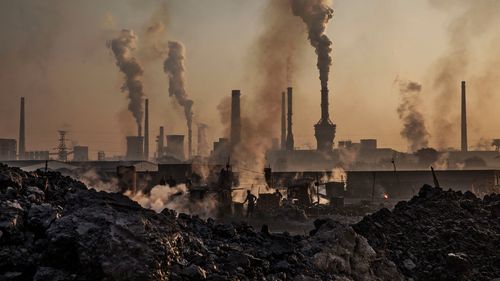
[
  {"xmin": 73, "ymin": 146, "xmax": 89, "ymax": 161},
  {"xmin": 126, "ymin": 136, "xmax": 144, "ymax": 160},
  {"xmin": 0, "ymin": 139, "xmax": 17, "ymax": 160}
]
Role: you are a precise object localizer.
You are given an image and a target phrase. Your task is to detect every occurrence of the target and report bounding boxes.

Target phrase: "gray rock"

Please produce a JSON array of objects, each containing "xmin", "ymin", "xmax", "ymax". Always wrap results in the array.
[
  {"xmin": 403, "ymin": 259, "xmax": 416, "ymax": 271},
  {"xmin": 182, "ymin": 264, "xmax": 207, "ymax": 279}
]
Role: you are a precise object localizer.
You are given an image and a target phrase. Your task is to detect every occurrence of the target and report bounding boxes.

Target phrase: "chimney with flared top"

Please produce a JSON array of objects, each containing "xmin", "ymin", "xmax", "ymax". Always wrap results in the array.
[{"xmin": 314, "ymin": 86, "xmax": 336, "ymax": 152}]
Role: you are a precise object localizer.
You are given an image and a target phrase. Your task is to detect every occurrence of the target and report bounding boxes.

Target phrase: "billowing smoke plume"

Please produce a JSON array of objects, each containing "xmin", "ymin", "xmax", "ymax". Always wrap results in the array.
[
  {"xmin": 197, "ymin": 123, "xmax": 209, "ymax": 157},
  {"xmin": 429, "ymin": 0, "xmax": 500, "ymax": 148},
  {"xmin": 163, "ymin": 41, "xmax": 193, "ymax": 153},
  {"xmin": 397, "ymin": 80, "xmax": 429, "ymax": 152},
  {"xmin": 291, "ymin": 0, "xmax": 333, "ymax": 89},
  {"xmin": 127, "ymin": 184, "xmax": 217, "ymax": 218},
  {"xmin": 140, "ymin": 2, "xmax": 169, "ymax": 61},
  {"xmin": 216, "ymin": 0, "xmax": 306, "ymax": 181},
  {"xmin": 109, "ymin": 29, "xmax": 145, "ymax": 136}
]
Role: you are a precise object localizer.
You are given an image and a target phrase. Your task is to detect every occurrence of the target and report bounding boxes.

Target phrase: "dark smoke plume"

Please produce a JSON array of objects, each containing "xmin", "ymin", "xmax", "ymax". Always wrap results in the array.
[
  {"xmin": 397, "ymin": 80, "xmax": 429, "ymax": 152},
  {"xmin": 109, "ymin": 29, "xmax": 145, "ymax": 136},
  {"xmin": 291, "ymin": 0, "xmax": 333, "ymax": 89},
  {"xmin": 163, "ymin": 41, "xmax": 193, "ymax": 146}
]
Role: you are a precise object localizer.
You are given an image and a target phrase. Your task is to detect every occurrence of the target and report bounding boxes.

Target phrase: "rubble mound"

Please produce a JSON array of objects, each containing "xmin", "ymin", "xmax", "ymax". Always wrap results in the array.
[
  {"xmin": 0, "ymin": 164, "xmax": 403, "ymax": 280},
  {"xmin": 354, "ymin": 184, "xmax": 500, "ymax": 281}
]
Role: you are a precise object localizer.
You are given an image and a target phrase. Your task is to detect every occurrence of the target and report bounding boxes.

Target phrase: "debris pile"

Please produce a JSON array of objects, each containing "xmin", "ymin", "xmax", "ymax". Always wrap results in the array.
[
  {"xmin": 354, "ymin": 184, "xmax": 500, "ymax": 281},
  {"xmin": 0, "ymin": 164, "xmax": 402, "ymax": 280}
]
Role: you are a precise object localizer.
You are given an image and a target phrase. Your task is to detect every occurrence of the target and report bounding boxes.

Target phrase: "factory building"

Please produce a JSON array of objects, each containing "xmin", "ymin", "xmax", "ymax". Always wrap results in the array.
[
  {"xmin": 73, "ymin": 146, "xmax": 89, "ymax": 161},
  {"xmin": 23, "ymin": 151, "xmax": 50, "ymax": 161},
  {"xmin": 0, "ymin": 139, "xmax": 17, "ymax": 160},
  {"xmin": 165, "ymin": 135, "xmax": 185, "ymax": 161},
  {"xmin": 126, "ymin": 136, "xmax": 144, "ymax": 160}
]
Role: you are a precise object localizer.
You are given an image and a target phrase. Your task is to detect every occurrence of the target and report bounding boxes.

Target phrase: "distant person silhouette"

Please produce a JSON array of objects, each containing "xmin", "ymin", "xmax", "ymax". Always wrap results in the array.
[{"xmin": 243, "ymin": 190, "xmax": 257, "ymax": 218}]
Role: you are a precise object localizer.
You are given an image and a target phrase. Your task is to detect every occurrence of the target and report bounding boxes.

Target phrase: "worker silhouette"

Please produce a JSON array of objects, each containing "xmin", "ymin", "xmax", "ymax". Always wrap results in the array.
[{"xmin": 243, "ymin": 190, "xmax": 257, "ymax": 218}]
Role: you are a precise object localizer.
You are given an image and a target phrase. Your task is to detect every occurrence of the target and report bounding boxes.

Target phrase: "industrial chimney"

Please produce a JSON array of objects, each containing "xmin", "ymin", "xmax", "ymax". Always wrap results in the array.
[
  {"xmin": 19, "ymin": 97, "xmax": 25, "ymax": 160},
  {"xmin": 281, "ymin": 92, "xmax": 286, "ymax": 150},
  {"xmin": 461, "ymin": 81, "xmax": 468, "ymax": 152},
  {"xmin": 144, "ymin": 99, "xmax": 149, "ymax": 160},
  {"xmin": 230, "ymin": 90, "xmax": 241, "ymax": 154},
  {"xmin": 157, "ymin": 126, "xmax": 164, "ymax": 158},
  {"xmin": 314, "ymin": 86, "xmax": 336, "ymax": 152},
  {"xmin": 286, "ymin": 87, "xmax": 294, "ymax": 151},
  {"xmin": 188, "ymin": 125, "xmax": 192, "ymax": 160}
]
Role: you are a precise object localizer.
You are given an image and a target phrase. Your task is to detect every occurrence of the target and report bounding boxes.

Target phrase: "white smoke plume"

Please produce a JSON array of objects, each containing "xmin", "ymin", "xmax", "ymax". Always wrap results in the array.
[
  {"xmin": 127, "ymin": 184, "xmax": 217, "ymax": 218},
  {"xmin": 197, "ymin": 123, "xmax": 210, "ymax": 156},
  {"xmin": 291, "ymin": 0, "xmax": 333, "ymax": 89},
  {"xmin": 109, "ymin": 29, "xmax": 145, "ymax": 136},
  {"xmin": 396, "ymin": 79, "xmax": 430, "ymax": 152},
  {"xmin": 163, "ymin": 41, "xmax": 193, "ymax": 153},
  {"xmin": 76, "ymin": 169, "xmax": 120, "ymax": 193}
]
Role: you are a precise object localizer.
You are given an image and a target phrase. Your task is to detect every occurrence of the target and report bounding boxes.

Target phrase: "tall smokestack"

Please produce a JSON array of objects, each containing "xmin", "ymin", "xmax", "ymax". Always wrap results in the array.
[
  {"xmin": 163, "ymin": 41, "xmax": 194, "ymax": 160},
  {"xmin": 144, "ymin": 99, "xmax": 149, "ymax": 160},
  {"xmin": 158, "ymin": 126, "xmax": 164, "ymax": 158},
  {"xmin": 188, "ymin": 124, "xmax": 192, "ymax": 159},
  {"xmin": 461, "ymin": 81, "xmax": 468, "ymax": 152},
  {"xmin": 314, "ymin": 86, "xmax": 336, "ymax": 152},
  {"xmin": 286, "ymin": 87, "xmax": 294, "ymax": 151},
  {"xmin": 230, "ymin": 90, "xmax": 241, "ymax": 154},
  {"xmin": 281, "ymin": 91, "xmax": 286, "ymax": 150},
  {"xmin": 19, "ymin": 97, "xmax": 25, "ymax": 160}
]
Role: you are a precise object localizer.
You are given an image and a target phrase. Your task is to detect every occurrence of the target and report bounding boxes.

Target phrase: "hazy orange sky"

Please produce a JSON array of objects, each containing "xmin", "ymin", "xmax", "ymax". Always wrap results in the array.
[{"xmin": 1, "ymin": 0, "xmax": 500, "ymax": 159}]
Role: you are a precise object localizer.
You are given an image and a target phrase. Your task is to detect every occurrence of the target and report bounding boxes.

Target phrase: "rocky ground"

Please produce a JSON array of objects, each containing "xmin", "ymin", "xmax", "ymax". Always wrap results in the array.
[
  {"xmin": 354, "ymin": 184, "xmax": 500, "ymax": 281},
  {"xmin": 0, "ymin": 164, "xmax": 402, "ymax": 281}
]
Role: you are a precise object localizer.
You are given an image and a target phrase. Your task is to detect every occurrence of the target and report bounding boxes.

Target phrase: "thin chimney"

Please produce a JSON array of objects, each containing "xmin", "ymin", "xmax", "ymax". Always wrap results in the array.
[
  {"xmin": 286, "ymin": 87, "xmax": 294, "ymax": 151},
  {"xmin": 158, "ymin": 126, "xmax": 164, "ymax": 158},
  {"xmin": 19, "ymin": 97, "xmax": 25, "ymax": 160},
  {"xmin": 230, "ymin": 90, "xmax": 241, "ymax": 154},
  {"xmin": 144, "ymin": 99, "xmax": 149, "ymax": 160},
  {"xmin": 461, "ymin": 81, "xmax": 468, "ymax": 152},
  {"xmin": 281, "ymin": 91, "xmax": 286, "ymax": 150},
  {"xmin": 188, "ymin": 126, "xmax": 192, "ymax": 159}
]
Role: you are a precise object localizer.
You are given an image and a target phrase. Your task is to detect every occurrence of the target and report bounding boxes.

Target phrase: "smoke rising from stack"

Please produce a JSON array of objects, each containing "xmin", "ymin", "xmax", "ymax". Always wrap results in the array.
[
  {"xmin": 197, "ymin": 123, "xmax": 209, "ymax": 157},
  {"xmin": 217, "ymin": 0, "xmax": 305, "ymax": 176},
  {"xmin": 291, "ymin": 0, "xmax": 333, "ymax": 89},
  {"xmin": 429, "ymin": 0, "xmax": 500, "ymax": 148},
  {"xmin": 109, "ymin": 29, "xmax": 145, "ymax": 136},
  {"xmin": 163, "ymin": 41, "xmax": 193, "ymax": 158},
  {"xmin": 397, "ymin": 80, "xmax": 429, "ymax": 152},
  {"xmin": 141, "ymin": 3, "xmax": 169, "ymax": 61}
]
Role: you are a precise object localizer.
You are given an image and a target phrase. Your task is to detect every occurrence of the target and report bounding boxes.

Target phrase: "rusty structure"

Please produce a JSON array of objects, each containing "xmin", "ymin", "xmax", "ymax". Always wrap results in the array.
[{"xmin": 314, "ymin": 86, "xmax": 336, "ymax": 152}]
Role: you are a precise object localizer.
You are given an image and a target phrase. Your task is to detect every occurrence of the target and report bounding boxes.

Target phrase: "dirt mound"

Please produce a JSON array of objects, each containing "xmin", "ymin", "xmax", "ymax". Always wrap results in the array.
[
  {"xmin": 354, "ymin": 184, "xmax": 500, "ymax": 281},
  {"xmin": 0, "ymin": 164, "xmax": 402, "ymax": 281}
]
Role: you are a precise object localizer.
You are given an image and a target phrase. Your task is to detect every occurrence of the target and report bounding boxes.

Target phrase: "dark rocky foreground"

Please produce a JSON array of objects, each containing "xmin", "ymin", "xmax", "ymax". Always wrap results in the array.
[
  {"xmin": 0, "ymin": 165, "xmax": 402, "ymax": 281},
  {"xmin": 354, "ymin": 184, "xmax": 500, "ymax": 281}
]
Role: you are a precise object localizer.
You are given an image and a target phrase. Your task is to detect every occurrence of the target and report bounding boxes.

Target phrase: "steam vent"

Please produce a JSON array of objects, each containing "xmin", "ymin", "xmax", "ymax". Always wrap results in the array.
[{"xmin": 314, "ymin": 86, "xmax": 336, "ymax": 151}]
